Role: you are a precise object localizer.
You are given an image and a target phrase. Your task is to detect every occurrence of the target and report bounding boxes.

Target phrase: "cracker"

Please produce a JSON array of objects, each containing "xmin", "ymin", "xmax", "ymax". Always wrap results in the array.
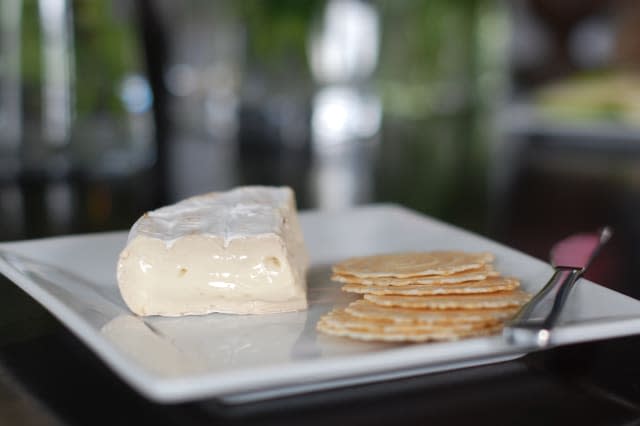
[
  {"xmin": 317, "ymin": 310, "xmax": 503, "ymax": 342},
  {"xmin": 332, "ymin": 251, "xmax": 495, "ymax": 278},
  {"xmin": 364, "ymin": 290, "xmax": 532, "ymax": 310},
  {"xmin": 331, "ymin": 265, "xmax": 499, "ymax": 286},
  {"xmin": 319, "ymin": 309, "xmax": 488, "ymax": 331},
  {"xmin": 344, "ymin": 299, "xmax": 517, "ymax": 324},
  {"xmin": 341, "ymin": 276, "xmax": 520, "ymax": 296},
  {"xmin": 317, "ymin": 322, "xmax": 504, "ymax": 342}
]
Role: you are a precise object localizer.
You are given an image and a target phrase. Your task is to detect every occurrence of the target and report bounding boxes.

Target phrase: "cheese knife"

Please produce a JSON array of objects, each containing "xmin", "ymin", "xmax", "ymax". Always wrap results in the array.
[{"xmin": 503, "ymin": 226, "xmax": 612, "ymax": 348}]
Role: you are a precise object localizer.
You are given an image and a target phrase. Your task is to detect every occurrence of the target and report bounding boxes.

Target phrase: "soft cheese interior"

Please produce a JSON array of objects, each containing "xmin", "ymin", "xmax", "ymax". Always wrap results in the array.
[{"xmin": 117, "ymin": 186, "xmax": 308, "ymax": 316}]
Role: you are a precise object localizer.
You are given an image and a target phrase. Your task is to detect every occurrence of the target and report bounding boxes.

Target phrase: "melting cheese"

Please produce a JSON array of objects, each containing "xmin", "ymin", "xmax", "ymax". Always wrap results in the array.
[{"xmin": 117, "ymin": 186, "xmax": 308, "ymax": 316}]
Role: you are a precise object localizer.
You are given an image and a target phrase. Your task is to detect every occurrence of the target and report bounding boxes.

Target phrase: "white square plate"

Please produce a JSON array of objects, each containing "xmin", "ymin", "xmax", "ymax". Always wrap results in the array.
[{"xmin": 2, "ymin": 205, "xmax": 640, "ymax": 404}]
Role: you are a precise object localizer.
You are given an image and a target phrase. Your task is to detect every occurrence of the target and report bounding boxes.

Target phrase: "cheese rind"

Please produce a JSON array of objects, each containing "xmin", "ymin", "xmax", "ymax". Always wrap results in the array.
[{"xmin": 117, "ymin": 186, "xmax": 308, "ymax": 316}]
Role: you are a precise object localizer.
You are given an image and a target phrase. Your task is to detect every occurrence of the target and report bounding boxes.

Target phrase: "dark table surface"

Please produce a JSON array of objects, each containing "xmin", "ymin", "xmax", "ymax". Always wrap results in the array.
[
  {"xmin": 2, "ymin": 129, "xmax": 640, "ymax": 425},
  {"xmin": 3, "ymin": 277, "xmax": 640, "ymax": 426},
  {"xmin": 3, "ymin": 241, "xmax": 640, "ymax": 425}
]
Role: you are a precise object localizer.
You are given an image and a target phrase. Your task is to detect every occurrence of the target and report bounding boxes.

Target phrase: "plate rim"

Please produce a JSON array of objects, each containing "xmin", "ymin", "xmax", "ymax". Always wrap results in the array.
[{"xmin": 2, "ymin": 203, "xmax": 640, "ymax": 403}]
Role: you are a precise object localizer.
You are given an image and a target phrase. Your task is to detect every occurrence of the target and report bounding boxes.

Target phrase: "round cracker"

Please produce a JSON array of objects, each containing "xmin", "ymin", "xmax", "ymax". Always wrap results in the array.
[
  {"xmin": 341, "ymin": 276, "xmax": 520, "ymax": 296},
  {"xmin": 319, "ymin": 309, "xmax": 487, "ymax": 331},
  {"xmin": 364, "ymin": 290, "xmax": 532, "ymax": 309},
  {"xmin": 317, "ymin": 322, "xmax": 504, "ymax": 342},
  {"xmin": 344, "ymin": 299, "xmax": 517, "ymax": 324},
  {"xmin": 332, "ymin": 251, "xmax": 495, "ymax": 278},
  {"xmin": 317, "ymin": 310, "xmax": 503, "ymax": 342},
  {"xmin": 331, "ymin": 265, "xmax": 499, "ymax": 286},
  {"xmin": 319, "ymin": 309, "xmax": 497, "ymax": 332}
]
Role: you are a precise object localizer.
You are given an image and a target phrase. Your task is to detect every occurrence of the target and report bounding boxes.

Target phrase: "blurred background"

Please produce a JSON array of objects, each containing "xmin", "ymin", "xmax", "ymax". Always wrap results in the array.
[{"xmin": 1, "ymin": 0, "xmax": 639, "ymax": 298}]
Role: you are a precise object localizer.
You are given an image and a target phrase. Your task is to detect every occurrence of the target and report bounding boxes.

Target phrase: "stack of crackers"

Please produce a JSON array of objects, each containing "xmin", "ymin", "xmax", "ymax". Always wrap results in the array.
[{"xmin": 317, "ymin": 251, "xmax": 531, "ymax": 342}]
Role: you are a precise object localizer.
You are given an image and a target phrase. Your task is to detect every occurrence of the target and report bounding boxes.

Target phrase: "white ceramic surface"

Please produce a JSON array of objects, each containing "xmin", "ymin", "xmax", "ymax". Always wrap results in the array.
[{"xmin": 1, "ymin": 205, "xmax": 640, "ymax": 403}]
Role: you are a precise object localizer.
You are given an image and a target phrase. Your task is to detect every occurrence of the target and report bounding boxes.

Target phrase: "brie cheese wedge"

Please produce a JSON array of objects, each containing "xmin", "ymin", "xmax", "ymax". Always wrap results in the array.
[{"xmin": 117, "ymin": 186, "xmax": 308, "ymax": 316}]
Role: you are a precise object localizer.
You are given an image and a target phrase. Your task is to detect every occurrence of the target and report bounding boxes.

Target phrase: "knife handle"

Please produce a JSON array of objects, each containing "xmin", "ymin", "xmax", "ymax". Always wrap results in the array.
[{"xmin": 503, "ymin": 267, "xmax": 582, "ymax": 347}]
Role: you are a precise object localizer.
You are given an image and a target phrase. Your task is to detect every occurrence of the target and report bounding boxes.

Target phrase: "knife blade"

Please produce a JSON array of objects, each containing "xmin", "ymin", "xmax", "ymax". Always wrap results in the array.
[{"xmin": 502, "ymin": 226, "xmax": 612, "ymax": 348}]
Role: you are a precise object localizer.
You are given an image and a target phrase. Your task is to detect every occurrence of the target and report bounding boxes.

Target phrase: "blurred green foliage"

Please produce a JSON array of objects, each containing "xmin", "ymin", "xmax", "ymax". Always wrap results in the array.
[
  {"xmin": 19, "ymin": 0, "xmax": 42, "ymax": 115},
  {"xmin": 370, "ymin": 0, "xmax": 504, "ymax": 232},
  {"xmin": 18, "ymin": 1, "xmax": 142, "ymax": 118},
  {"xmin": 12, "ymin": 0, "xmax": 503, "ymax": 232},
  {"xmin": 73, "ymin": 1, "xmax": 139, "ymax": 117},
  {"xmin": 238, "ymin": 0, "xmax": 323, "ymax": 70},
  {"xmin": 375, "ymin": 0, "xmax": 479, "ymax": 118}
]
